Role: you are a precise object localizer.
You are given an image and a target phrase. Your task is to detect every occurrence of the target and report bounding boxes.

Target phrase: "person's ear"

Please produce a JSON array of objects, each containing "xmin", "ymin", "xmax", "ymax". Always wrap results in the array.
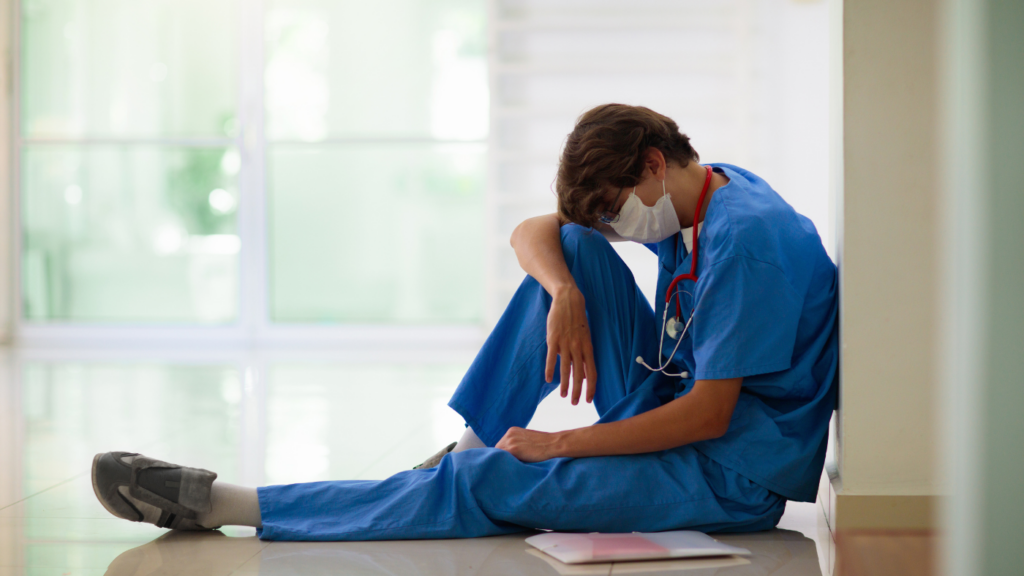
[{"xmin": 643, "ymin": 148, "xmax": 667, "ymax": 180}]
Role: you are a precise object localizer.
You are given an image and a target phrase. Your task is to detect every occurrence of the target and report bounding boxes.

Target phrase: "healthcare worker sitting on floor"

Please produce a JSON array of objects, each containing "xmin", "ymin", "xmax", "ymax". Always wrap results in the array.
[{"xmin": 90, "ymin": 103, "xmax": 838, "ymax": 540}]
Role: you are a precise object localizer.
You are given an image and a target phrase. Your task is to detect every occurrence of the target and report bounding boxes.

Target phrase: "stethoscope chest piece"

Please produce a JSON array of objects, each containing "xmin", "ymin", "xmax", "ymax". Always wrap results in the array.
[{"xmin": 666, "ymin": 317, "xmax": 684, "ymax": 340}]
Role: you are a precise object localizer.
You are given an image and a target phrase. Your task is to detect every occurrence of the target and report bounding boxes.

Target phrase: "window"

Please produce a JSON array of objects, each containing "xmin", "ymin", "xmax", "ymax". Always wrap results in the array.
[
  {"xmin": 16, "ymin": 0, "xmax": 488, "ymax": 330},
  {"xmin": 19, "ymin": 0, "xmax": 240, "ymax": 323}
]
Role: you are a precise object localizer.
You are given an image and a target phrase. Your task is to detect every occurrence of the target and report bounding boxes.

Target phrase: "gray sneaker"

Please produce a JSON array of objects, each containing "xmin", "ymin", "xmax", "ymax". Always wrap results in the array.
[
  {"xmin": 91, "ymin": 451, "xmax": 218, "ymax": 530},
  {"xmin": 412, "ymin": 441, "xmax": 458, "ymax": 470}
]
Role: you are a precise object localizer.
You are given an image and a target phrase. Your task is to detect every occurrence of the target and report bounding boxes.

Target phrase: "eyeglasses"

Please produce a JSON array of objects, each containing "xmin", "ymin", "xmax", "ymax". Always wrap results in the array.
[{"xmin": 597, "ymin": 187, "xmax": 626, "ymax": 224}]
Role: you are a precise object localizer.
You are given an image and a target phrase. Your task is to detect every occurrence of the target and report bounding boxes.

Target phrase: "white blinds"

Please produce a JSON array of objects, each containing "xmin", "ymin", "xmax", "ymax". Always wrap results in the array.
[{"xmin": 484, "ymin": 0, "xmax": 829, "ymax": 324}]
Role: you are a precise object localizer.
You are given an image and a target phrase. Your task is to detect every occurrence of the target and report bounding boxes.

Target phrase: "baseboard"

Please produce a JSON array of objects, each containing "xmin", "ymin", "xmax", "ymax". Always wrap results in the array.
[
  {"xmin": 833, "ymin": 494, "xmax": 936, "ymax": 530},
  {"xmin": 818, "ymin": 465, "xmax": 937, "ymax": 531}
]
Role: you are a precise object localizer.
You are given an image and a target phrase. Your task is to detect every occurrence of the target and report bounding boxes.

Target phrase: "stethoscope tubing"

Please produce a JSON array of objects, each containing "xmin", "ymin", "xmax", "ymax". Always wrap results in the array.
[
  {"xmin": 638, "ymin": 165, "xmax": 714, "ymax": 378},
  {"xmin": 664, "ymin": 166, "xmax": 714, "ymax": 319}
]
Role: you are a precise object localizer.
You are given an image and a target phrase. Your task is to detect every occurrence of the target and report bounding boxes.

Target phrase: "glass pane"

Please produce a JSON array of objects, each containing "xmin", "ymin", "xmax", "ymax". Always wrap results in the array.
[
  {"xmin": 265, "ymin": 0, "xmax": 487, "ymax": 140},
  {"xmin": 21, "ymin": 0, "xmax": 237, "ymax": 138},
  {"xmin": 22, "ymin": 145, "xmax": 240, "ymax": 323},
  {"xmin": 269, "ymin": 143, "xmax": 484, "ymax": 323}
]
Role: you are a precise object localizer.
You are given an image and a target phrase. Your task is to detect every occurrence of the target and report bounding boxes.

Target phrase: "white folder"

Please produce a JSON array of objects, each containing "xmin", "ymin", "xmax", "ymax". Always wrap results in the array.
[{"xmin": 525, "ymin": 530, "xmax": 751, "ymax": 565}]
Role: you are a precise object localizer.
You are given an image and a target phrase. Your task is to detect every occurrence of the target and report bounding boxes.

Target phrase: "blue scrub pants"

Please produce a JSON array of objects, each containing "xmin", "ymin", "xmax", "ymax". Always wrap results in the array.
[{"xmin": 256, "ymin": 225, "xmax": 786, "ymax": 541}]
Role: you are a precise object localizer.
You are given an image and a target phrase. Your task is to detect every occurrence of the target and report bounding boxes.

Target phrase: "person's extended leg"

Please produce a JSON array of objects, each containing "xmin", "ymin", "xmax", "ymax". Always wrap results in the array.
[
  {"xmin": 94, "ymin": 434, "xmax": 782, "ymax": 539},
  {"xmin": 256, "ymin": 443, "xmax": 784, "ymax": 541},
  {"xmin": 447, "ymin": 224, "xmax": 672, "ymax": 448}
]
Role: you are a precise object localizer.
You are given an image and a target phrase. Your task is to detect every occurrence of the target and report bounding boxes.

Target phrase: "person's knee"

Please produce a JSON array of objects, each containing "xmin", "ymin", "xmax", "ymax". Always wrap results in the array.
[
  {"xmin": 560, "ymin": 223, "xmax": 604, "ymax": 246},
  {"xmin": 442, "ymin": 447, "xmax": 522, "ymax": 478},
  {"xmin": 560, "ymin": 224, "xmax": 615, "ymax": 268}
]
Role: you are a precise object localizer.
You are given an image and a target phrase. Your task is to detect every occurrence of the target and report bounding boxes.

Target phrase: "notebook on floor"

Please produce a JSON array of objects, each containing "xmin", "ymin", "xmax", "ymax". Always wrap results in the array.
[{"xmin": 525, "ymin": 530, "xmax": 751, "ymax": 565}]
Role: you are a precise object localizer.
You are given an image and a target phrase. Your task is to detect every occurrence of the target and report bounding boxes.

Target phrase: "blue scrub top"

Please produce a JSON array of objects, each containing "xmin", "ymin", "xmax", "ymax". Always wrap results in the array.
[{"xmin": 648, "ymin": 163, "xmax": 838, "ymax": 503}]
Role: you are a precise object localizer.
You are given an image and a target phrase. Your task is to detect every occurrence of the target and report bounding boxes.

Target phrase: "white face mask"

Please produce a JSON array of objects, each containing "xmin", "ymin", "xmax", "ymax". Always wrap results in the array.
[{"xmin": 608, "ymin": 180, "xmax": 681, "ymax": 244}]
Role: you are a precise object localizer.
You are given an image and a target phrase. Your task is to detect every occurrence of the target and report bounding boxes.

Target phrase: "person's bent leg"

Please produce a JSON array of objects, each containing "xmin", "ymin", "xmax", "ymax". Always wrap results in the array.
[{"xmin": 448, "ymin": 225, "xmax": 668, "ymax": 447}]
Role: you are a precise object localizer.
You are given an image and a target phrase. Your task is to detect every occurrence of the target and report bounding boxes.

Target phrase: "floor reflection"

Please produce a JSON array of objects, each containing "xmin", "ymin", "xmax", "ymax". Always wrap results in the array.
[
  {"xmin": 103, "ymin": 531, "xmax": 265, "ymax": 576},
  {"xmin": 99, "ymin": 527, "xmax": 819, "ymax": 576}
]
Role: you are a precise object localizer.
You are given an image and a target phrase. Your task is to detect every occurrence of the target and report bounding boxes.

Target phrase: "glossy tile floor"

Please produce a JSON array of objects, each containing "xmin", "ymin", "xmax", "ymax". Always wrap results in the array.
[{"xmin": 0, "ymin": 347, "xmax": 834, "ymax": 575}]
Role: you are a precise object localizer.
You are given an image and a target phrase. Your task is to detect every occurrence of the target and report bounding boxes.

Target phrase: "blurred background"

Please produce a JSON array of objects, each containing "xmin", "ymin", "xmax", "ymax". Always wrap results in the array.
[{"xmin": 12, "ymin": 0, "xmax": 829, "ymax": 334}]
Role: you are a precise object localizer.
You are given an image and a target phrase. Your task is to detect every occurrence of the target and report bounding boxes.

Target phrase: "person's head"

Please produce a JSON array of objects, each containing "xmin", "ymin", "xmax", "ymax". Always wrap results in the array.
[{"xmin": 555, "ymin": 104, "xmax": 699, "ymax": 227}]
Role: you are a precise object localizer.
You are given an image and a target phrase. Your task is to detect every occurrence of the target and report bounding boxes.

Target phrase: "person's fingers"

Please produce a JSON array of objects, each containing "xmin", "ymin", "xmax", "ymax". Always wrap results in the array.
[
  {"xmin": 545, "ymin": 341, "xmax": 557, "ymax": 384},
  {"xmin": 583, "ymin": 343, "xmax": 598, "ymax": 404},
  {"xmin": 560, "ymin": 348, "xmax": 571, "ymax": 398},
  {"xmin": 571, "ymin": 350, "xmax": 584, "ymax": 405}
]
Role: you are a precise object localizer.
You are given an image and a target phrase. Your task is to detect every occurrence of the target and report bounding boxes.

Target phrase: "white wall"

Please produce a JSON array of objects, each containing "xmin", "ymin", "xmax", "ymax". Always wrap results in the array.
[
  {"xmin": 837, "ymin": 0, "xmax": 940, "ymax": 496},
  {"xmin": 753, "ymin": 0, "xmax": 831, "ymax": 258},
  {"xmin": 486, "ymin": 0, "xmax": 831, "ymax": 324}
]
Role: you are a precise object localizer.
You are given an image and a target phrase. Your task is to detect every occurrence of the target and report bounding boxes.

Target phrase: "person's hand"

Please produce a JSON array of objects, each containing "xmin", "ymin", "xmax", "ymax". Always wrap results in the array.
[
  {"xmin": 546, "ymin": 285, "xmax": 597, "ymax": 405},
  {"xmin": 496, "ymin": 427, "xmax": 561, "ymax": 463}
]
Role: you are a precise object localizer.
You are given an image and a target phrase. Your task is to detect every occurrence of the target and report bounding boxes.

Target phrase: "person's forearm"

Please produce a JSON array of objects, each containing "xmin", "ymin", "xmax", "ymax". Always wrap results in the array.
[
  {"xmin": 551, "ymin": 378, "xmax": 742, "ymax": 458},
  {"xmin": 510, "ymin": 214, "xmax": 576, "ymax": 296}
]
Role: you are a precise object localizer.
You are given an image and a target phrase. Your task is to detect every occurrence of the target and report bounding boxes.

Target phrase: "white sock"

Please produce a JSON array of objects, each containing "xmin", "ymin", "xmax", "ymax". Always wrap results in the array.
[
  {"xmin": 451, "ymin": 426, "xmax": 486, "ymax": 453},
  {"xmin": 195, "ymin": 482, "xmax": 262, "ymax": 529}
]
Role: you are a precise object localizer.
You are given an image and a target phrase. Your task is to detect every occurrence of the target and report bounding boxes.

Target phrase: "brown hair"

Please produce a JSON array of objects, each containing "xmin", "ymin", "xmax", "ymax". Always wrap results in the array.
[{"xmin": 555, "ymin": 104, "xmax": 699, "ymax": 227}]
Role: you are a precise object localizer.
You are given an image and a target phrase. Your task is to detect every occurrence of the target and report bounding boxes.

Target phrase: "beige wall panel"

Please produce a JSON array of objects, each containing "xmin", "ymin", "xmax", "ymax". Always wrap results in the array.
[{"xmin": 839, "ymin": 0, "xmax": 940, "ymax": 495}]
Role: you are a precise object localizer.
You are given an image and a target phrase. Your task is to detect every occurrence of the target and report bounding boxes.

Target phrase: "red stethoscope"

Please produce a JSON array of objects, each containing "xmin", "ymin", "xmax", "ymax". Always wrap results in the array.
[{"xmin": 636, "ymin": 165, "xmax": 714, "ymax": 378}]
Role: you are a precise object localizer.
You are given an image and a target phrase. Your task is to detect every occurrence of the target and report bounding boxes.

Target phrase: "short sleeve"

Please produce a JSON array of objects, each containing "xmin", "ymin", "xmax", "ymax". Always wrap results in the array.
[{"xmin": 691, "ymin": 256, "xmax": 803, "ymax": 379}]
